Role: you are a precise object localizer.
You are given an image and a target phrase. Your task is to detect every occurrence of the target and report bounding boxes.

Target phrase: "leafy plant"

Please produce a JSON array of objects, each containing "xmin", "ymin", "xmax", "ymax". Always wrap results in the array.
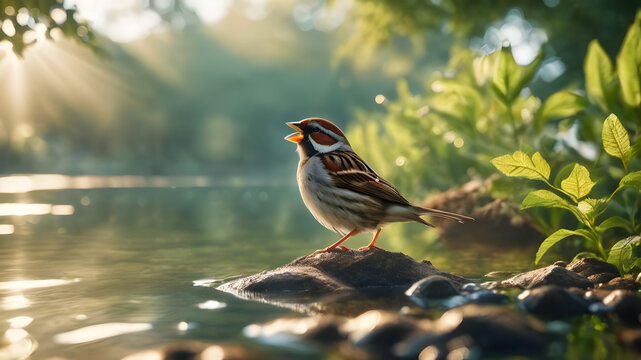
[{"xmin": 492, "ymin": 113, "xmax": 641, "ymax": 272}]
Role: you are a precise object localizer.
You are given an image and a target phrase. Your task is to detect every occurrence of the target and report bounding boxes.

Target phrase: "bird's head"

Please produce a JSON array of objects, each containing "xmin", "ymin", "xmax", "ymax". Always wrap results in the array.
[{"xmin": 285, "ymin": 118, "xmax": 351, "ymax": 157}]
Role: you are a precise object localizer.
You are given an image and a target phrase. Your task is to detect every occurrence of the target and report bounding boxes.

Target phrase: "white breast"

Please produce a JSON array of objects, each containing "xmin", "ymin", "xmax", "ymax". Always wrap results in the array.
[{"xmin": 296, "ymin": 156, "xmax": 380, "ymax": 234}]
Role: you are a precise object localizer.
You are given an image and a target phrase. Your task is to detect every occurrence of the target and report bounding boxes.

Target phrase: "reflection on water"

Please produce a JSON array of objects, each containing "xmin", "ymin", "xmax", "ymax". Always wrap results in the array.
[
  {"xmin": 0, "ymin": 279, "xmax": 78, "ymax": 291},
  {"xmin": 1, "ymin": 295, "xmax": 31, "ymax": 311},
  {"xmin": 0, "ymin": 203, "xmax": 74, "ymax": 217},
  {"xmin": 54, "ymin": 323, "xmax": 153, "ymax": 344},
  {"xmin": 0, "ymin": 224, "xmax": 14, "ymax": 235},
  {"xmin": 0, "ymin": 174, "xmax": 213, "ymax": 193},
  {"xmin": 0, "ymin": 178, "xmax": 541, "ymax": 359}
]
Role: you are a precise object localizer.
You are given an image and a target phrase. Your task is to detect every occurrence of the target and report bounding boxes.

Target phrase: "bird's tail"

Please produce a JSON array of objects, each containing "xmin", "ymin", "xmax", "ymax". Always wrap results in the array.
[{"xmin": 410, "ymin": 205, "xmax": 474, "ymax": 225}]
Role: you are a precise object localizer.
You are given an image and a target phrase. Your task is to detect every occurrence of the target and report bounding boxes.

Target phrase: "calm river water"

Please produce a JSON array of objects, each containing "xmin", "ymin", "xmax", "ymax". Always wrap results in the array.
[{"xmin": 0, "ymin": 176, "xmax": 625, "ymax": 359}]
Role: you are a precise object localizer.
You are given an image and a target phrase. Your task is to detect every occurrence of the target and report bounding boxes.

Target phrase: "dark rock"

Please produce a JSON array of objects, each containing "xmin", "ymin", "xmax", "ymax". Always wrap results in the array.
[
  {"xmin": 406, "ymin": 275, "xmax": 461, "ymax": 300},
  {"xmin": 566, "ymin": 257, "xmax": 620, "ymax": 277},
  {"xmin": 421, "ymin": 177, "xmax": 543, "ymax": 248},
  {"xmin": 587, "ymin": 272, "xmax": 618, "ymax": 284},
  {"xmin": 218, "ymin": 249, "xmax": 469, "ymax": 297},
  {"xmin": 461, "ymin": 283, "xmax": 482, "ymax": 293},
  {"xmin": 619, "ymin": 328, "xmax": 641, "ymax": 351},
  {"xmin": 122, "ymin": 342, "xmax": 259, "ymax": 360},
  {"xmin": 466, "ymin": 290, "xmax": 510, "ymax": 305},
  {"xmin": 518, "ymin": 286, "xmax": 589, "ymax": 319},
  {"xmin": 553, "ymin": 261, "xmax": 568, "ymax": 267},
  {"xmin": 499, "ymin": 264, "xmax": 592, "ymax": 289},
  {"xmin": 395, "ymin": 305, "xmax": 546, "ymax": 358},
  {"xmin": 244, "ymin": 316, "xmax": 346, "ymax": 346},
  {"xmin": 583, "ymin": 289, "xmax": 611, "ymax": 304},
  {"xmin": 602, "ymin": 290, "xmax": 641, "ymax": 325},
  {"xmin": 597, "ymin": 276, "xmax": 641, "ymax": 291}
]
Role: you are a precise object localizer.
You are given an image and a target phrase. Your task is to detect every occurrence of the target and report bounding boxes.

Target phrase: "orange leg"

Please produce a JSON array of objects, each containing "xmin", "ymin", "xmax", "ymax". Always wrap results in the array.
[
  {"xmin": 312, "ymin": 229, "xmax": 360, "ymax": 255},
  {"xmin": 359, "ymin": 229, "xmax": 382, "ymax": 251}
]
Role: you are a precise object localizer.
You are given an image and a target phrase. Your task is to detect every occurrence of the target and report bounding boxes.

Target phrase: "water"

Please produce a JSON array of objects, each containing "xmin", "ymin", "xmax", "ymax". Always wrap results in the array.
[{"xmin": 0, "ymin": 177, "xmax": 604, "ymax": 359}]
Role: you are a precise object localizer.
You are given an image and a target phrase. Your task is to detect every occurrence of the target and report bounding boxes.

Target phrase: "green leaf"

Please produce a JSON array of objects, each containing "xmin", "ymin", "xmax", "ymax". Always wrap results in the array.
[
  {"xmin": 617, "ymin": 12, "xmax": 641, "ymax": 108},
  {"xmin": 561, "ymin": 164, "xmax": 596, "ymax": 201},
  {"xmin": 607, "ymin": 236, "xmax": 641, "ymax": 273},
  {"xmin": 537, "ymin": 91, "xmax": 588, "ymax": 127},
  {"xmin": 620, "ymin": 170, "xmax": 641, "ymax": 190},
  {"xmin": 578, "ymin": 198, "xmax": 608, "ymax": 221},
  {"xmin": 491, "ymin": 151, "xmax": 550, "ymax": 181},
  {"xmin": 536, "ymin": 229, "xmax": 591, "ymax": 264},
  {"xmin": 601, "ymin": 114, "xmax": 631, "ymax": 171},
  {"xmin": 522, "ymin": 190, "xmax": 586, "ymax": 224},
  {"xmin": 491, "ymin": 46, "xmax": 543, "ymax": 105},
  {"xmin": 596, "ymin": 216, "xmax": 633, "ymax": 233},
  {"xmin": 522, "ymin": 189, "xmax": 571, "ymax": 209},
  {"xmin": 584, "ymin": 40, "xmax": 617, "ymax": 112},
  {"xmin": 553, "ymin": 163, "xmax": 576, "ymax": 188}
]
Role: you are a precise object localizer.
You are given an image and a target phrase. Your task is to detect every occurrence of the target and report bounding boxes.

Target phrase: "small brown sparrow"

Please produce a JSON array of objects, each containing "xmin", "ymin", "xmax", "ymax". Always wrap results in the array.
[{"xmin": 285, "ymin": 118, "xmax": 473, "ymax": 255}]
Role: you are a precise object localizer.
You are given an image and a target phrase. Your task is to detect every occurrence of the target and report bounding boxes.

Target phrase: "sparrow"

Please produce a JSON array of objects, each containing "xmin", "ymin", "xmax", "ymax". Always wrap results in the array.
[{"xmin": 285, "ymin": 118, "xmax": 473, "ymax": 255}]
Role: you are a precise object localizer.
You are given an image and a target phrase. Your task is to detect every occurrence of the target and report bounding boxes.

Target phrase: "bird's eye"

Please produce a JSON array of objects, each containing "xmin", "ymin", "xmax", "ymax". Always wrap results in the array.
[{"xmin": 309, "ymin": 127, "xmax": 321, "ymax": 133}]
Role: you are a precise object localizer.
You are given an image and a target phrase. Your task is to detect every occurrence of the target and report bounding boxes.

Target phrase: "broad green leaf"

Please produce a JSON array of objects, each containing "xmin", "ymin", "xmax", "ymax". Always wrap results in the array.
[
  {"xmin": 617, "ymin": 12, "xmax": 641, "ymax": 108},
  {"xmin": 491, "ymin": 47, "xmax": 543, "ymax": 105},
  {"xmin": 584, "ymin": 40, "xmax": 617, "ymax": 111},
  {"xmin": 522, "ymin": 190, "xmax": 571, "ymax": 210},
  {"xmin": 607, "ymin": 236, "xmax": 641, "ymax": 273},
  {"xmin": 601, "ymin": 114, "xmax": 631, "ymax": 170},
  {"xmin": 536, "ymin": 229, "xmax": 591, "ymax": 264},
  {"xmin": 596, "ymin": 216, "xmax": 633, "ymax": 233},
  {"xmin": 491, "ymin": 151, "xmax": 550, "ymax": 180},
  {"xmin": 553, "ymin": 163, "xmax": 576, "ymax": 188},
  {"xmin": 522, "ymin": 190, "xmax": 585, "ymax": 224},
  {"xmin": 561, "ymin": 164, "xmax": 595, "ymax": 201},
  {"xmin": 537, "ymin": 91, "xmax": 588, "ymax": 127},
  {"xmin": 578, "ymin": 198, "xmax": 608, "ymax": 221},
  {"xmin": 620, "ymin": 170, "xmax": 641, "ymax": 190},
  {"xmin": 632, "ymin": 137, "xmax": 641, "ymax": 158}
]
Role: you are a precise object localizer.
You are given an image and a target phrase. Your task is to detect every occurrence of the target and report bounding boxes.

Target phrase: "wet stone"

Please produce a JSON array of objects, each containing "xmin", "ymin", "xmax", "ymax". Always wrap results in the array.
[
  {"xmin": 553, "ymin": 261, "xmax": 568, "ymax": 267},
  {"xmin": 619, "ymin": 328, "xmax": 641, "ymax": 351},
  {"xmin": 395, "ymin": 305, "xmax": 547, "ymax": 358},
  {"xmin": 596, "ymin": 276, "xmax": 641, "ymax": 291},
  {"xmin": 587, "ymin": 272, "xmax": 618, "ymax": 285},
  {"xmin": 566, "ymin": 257, "xmax": 620, "ymax": 277},
  {"xmin": 499, "ymin": 264, "xmax": 592, "ymax": 289},
  {"xmin": 518, "ymin": 285, "xmax": 589, "ymax": 320},
  {"xmin": 461, "ymin": 283, "xmax": 482, "ymax": 293},
  {"xmin": 122, "ymin": 341, "xmax": 259, "ymax": 360},
  {"xmin": 602, "ymin": 290, "xmax": 641, "ymax": 326},
  {"xmin": 405, "ymin": 275, "xmax": 461, "ymax": 300},
  {"xmin": 218, "ymin": 249, "xmax": 469, "ymax": 298},
  {"xmin": 466, "ymin": 289, "xmax": 510, "ymax": 305}
]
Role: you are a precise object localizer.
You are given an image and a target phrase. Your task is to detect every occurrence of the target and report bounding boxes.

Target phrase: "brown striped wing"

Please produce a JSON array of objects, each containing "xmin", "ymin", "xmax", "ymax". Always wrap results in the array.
[{"xmin": 321, "ymin": 151, "xmax": 411, "ymax": 205}]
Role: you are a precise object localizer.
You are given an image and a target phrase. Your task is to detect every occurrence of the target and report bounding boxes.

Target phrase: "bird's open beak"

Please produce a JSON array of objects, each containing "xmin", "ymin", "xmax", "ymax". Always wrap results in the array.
[{"xmin": 285, "ymin": 122, "xmax": 304, "ymax": 143}]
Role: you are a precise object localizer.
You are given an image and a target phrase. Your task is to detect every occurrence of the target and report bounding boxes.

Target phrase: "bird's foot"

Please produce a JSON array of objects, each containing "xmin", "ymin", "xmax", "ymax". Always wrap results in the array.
[
  {"xmin": 312, "ymin": 245, "xmax": 352, "ymax": 255},
  {"xmin": 358, "ymin": 245, "xmax": 382, "ymax": 251},
  {"xmin": 337, "ymin": 245, "xmax": 352, "ymax": 252}
]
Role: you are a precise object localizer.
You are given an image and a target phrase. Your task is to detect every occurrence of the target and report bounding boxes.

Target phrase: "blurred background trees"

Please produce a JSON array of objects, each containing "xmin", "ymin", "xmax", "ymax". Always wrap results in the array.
[{"xmin": 0, "ymin": 0, "xmax": 638, "ymax": 187}]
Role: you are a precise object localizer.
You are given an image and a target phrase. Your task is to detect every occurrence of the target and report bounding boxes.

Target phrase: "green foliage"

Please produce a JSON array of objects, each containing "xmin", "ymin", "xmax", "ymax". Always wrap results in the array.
[
  {"xmin": 602, "ymin": 114, "xmax": 631, "ymax": 172},
  {"xmin": 0, "ymin": 0, "xmax": 98, "ymax": 56},
  {"xmin": 347, "ymin": 11, "xmax": 641, "ymax": 274},
  {"xmin": 617, "ymin": 11, "xmax": 641, "ymax": 109},
  {"xmin": 607, "ymin": 236, "xmax": 641, "ymax": 274},
  {"xmin": 493, "ymin": 114, "xmax": 641, "ymax": 272},
  {"xmin": 584, "ymin": 40, "xmax": 617, "ymax": 112},
  {"xmin": 491, "ymin": 151, "xmax": 550, "ymax": 181}
]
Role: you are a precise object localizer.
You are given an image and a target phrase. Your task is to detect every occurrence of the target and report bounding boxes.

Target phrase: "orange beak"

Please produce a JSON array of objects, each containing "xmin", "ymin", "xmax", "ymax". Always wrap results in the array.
[{"xmin": 285, "ymin": 122, "xmax": 304, "ymax": 143}]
